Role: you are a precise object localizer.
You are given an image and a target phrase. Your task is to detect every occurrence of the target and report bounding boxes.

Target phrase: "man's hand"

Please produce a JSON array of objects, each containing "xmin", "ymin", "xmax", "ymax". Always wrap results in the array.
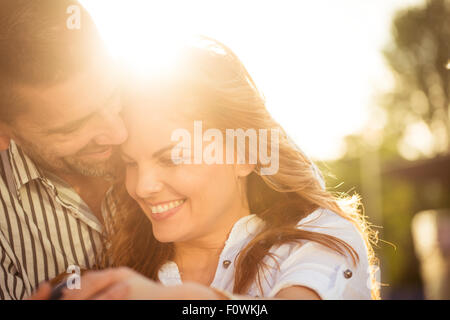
[{"xmin": 27, "ymin": 282, "xmax": 52, "ymax": 300}]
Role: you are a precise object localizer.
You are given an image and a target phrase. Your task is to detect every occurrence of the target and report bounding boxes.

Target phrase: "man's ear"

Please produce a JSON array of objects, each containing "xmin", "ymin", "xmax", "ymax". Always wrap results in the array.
[{"xmin": 0, "ymin": 132, "xmax": 11, "ymax": 151}]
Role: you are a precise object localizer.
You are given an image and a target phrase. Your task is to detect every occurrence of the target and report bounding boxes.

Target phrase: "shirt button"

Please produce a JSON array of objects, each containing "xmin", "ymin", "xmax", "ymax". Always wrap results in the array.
[
  {"xmin": 222, "ymin": 260, "xmax": 231, "ymax": 268},
  {"xmin": 343, "ymin": 269, "xmax": 353, "ymax": 279}
]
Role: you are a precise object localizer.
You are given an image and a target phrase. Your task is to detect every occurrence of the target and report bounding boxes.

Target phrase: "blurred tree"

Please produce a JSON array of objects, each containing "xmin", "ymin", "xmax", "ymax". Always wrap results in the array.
[
  {"xmin": 381, "ymin": 0, "xmax": 450, "ymax": 159},
  {"xmin": 321, "ymin": 0, "xmax": 450, "ymax": 299},
  {"xmin": 379, "ymin": 1, "xmax": 449, "ymax": 298}
]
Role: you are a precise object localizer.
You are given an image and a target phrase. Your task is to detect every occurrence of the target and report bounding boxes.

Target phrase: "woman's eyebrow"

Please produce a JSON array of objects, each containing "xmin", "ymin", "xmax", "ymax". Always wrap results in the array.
[
  {"xmin": 120, "ymin": 144, "xmax": 177, "ymax": 161},
  {"xmin": 152, "ymin": 144, "xmax": 177, "ymax": 159}
]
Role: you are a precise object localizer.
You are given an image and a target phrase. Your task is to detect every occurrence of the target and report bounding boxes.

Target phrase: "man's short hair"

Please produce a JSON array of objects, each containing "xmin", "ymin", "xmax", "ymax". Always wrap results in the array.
[{"xmin": 0, "ymin": 0, "xmax": 107, "ymax": 123}]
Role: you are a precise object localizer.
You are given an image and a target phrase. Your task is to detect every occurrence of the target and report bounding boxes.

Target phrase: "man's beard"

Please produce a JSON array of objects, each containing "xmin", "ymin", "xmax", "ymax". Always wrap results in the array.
[
  {"xmin": 14, "ymin": 135, "xmax": 121, "ymax": 180},
  {"xmin": 63, "ymin": 151, "xmax": 120, "ymax": 179}
]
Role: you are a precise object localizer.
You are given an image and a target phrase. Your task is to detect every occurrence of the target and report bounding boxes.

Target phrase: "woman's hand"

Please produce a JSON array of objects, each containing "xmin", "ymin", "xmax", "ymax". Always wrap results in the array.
[
  {"xmin": 60, "ymin": 267, "xmax": 167, "ymax": 300},
  {"xmin": 34, "ymin": 267, "xmax": 224, "ymax": 300}
]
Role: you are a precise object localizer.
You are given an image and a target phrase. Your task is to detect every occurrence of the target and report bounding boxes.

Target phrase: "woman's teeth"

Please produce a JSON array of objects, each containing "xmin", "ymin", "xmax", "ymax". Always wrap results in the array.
[{"xmin": 151, "ymin": 199, "xmax": 185, "ymax": 214}]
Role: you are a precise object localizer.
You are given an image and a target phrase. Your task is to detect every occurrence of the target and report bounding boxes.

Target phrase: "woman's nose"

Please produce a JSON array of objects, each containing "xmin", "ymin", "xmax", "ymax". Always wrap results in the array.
[{"xmin": 134, "ymin": 170, "xmax": 164, "ymax": 199}]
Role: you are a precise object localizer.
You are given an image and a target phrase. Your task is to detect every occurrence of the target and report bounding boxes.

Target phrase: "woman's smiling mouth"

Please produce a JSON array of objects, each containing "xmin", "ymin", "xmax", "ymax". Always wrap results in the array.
[
  {"xmin": 145, "ymin": 199, "xmax": 187, "ymax": 221},
  {"xmin": 150, "ymin": 199, "xmax": 186, "ymax": 214}
]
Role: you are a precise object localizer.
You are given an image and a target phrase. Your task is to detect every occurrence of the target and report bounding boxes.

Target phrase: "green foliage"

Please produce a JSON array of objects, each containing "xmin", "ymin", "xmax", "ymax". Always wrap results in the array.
[
  {"xmin": 382, "ymin": 0, "xmax": 450, "ymax": 155},
  {"xmin": 323, "ymin": 0, "xmax": 450, "ymax": 298}
]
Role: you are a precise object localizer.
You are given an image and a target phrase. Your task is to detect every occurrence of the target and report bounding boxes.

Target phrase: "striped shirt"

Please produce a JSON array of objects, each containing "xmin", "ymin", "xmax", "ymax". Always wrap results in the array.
[{"xmin": 0, "ymin": 140, "xmax": 113, "ymax": 300}]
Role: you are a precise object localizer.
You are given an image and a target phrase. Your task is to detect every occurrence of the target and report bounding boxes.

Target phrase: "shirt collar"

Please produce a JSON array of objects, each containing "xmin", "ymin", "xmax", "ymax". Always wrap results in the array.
[
  {"xmin": 158, "ymin": 214, "xmax": 266, "ymax": 284},
  {"xmin": 223, "ymin": 214, "xmax": 265, "ymax": 250},
  {"xmin": 6, "ymin": 140, "xmax": 107, "ymax": 233},
  {"xmin": 8, "ymin": 140, "xmax": 44, "ymax": 191}
]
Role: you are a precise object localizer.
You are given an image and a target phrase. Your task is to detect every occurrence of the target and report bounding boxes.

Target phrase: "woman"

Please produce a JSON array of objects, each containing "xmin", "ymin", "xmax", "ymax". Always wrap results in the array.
[{"xmin": 34, "ymin": 37, "xmax": 379, "ymax": 300}]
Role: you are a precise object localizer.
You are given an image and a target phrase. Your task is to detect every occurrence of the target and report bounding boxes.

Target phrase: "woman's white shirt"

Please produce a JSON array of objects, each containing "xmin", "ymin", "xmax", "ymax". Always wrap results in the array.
[{"xmin": 157, "ymin": 208, "xmax": 374, "ymax": 300}]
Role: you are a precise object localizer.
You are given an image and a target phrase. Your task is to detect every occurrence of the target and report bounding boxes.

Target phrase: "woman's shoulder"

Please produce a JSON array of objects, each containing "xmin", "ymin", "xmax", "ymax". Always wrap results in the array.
[
  {"xmin": 265, "ymin": 208, "xmax": 374, "ymax": 299},
  {"xmin": 297, "ymin": 207, "xmax": 355, "ymax": 229},
  {"xmin": 296, "ymin": 207, "xmax": 368, "ymax": 252},
  {"xmin": 279, "ymin": 207, "xmax": 373, "ymax": 282}
]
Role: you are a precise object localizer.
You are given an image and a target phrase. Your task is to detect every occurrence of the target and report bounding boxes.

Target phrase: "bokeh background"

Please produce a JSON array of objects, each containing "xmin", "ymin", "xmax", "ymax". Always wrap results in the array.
[{"xmin": 80, "ymin": 0, "xmax": 450, "ymax": 299}]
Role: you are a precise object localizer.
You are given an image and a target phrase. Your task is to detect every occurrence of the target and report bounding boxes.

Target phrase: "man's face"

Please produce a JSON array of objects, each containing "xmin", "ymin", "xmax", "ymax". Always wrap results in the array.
[{"xmin": 4, "ymin": 65, "xmax": 128, "ymax": 178}]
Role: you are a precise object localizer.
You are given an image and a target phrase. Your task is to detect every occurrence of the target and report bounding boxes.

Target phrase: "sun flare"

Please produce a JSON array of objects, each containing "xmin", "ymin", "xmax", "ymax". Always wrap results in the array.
[{"xmin": 81, "ymin": 0, "xmax": 425, "ymax": 160}]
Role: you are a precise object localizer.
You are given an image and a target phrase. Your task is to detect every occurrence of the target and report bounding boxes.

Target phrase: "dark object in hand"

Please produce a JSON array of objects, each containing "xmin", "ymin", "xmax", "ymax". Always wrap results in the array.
[
  {"xmin": 48, "ymin": 268, "xmax": 88, "ymax": 300},
  {"xmin": 49, "ymin": 280, "xmax": 68, "ymax": 300}
]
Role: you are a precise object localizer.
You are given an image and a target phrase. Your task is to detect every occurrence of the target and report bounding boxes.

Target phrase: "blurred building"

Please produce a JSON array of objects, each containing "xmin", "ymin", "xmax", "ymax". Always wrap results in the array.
[{"xmin": 384, "ymin": 155, "xmax": 450, "ymax": 299}]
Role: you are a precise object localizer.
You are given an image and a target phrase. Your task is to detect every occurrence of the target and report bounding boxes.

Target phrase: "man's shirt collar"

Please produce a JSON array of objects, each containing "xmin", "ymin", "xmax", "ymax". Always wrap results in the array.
[{"xmin": 7, "ymin": 140, "xmax": 44, "ymax": 191}]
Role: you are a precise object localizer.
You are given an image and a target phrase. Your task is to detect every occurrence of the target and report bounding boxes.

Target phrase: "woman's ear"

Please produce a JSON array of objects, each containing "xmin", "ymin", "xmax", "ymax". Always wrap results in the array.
[{"xmin": 235, "ymin": 163, "xmax": 255, "ymax": 178}]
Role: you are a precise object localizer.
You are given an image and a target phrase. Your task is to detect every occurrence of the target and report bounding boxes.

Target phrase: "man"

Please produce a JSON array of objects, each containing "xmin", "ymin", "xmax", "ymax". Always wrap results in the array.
[{"xmin": 0, "ymin": 0, "xmax": 128, "ymax": 299}]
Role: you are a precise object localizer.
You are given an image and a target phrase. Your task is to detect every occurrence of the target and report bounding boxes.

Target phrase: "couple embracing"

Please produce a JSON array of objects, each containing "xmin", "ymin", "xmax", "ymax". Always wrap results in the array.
[{"xmin": 0, "ymin": 0, "xmax": 379, "ymax": 300}]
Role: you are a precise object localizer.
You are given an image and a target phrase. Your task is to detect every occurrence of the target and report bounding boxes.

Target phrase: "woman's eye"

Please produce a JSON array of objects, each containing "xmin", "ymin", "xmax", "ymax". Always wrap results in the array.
[
  {"xmin": 158, "ymin": 157, "xmax": 177, "ymax": 166},
  {"xmin": 158, "ymin": 156, "xmax": 190, "ymax": 167}
]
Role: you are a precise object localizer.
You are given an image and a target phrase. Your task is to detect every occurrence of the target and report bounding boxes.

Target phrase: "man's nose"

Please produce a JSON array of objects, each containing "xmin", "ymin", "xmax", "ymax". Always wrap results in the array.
[{"xmin": 93, "ymin": 111, "xmax": 128, "ymax": 146}]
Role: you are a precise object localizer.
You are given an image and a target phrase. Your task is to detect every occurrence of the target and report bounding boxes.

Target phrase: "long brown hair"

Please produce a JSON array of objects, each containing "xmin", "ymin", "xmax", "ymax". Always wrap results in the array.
[{"xmin": 102, "ymin": 37, "xmax": 380, "ymax": 299}]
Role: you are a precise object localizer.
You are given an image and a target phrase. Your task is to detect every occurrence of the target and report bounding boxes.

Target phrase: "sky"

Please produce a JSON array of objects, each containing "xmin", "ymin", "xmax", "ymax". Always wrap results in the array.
[{"xmin": 80, "ymin": 0, "xmax": 426, "ymax": 160}]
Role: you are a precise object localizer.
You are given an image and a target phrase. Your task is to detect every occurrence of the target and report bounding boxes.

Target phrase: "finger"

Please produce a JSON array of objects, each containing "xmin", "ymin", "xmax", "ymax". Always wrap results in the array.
[
  {"xmin": 92, "ymin": 281, "xmax": 130, "ymax": 300},
  {"xmin": 28, "ymin": 282, "xmax": 52, "ymax": 300},
  {"xmin": 61, "ymin": 267, "xmax": 133, "ymax": 300}
]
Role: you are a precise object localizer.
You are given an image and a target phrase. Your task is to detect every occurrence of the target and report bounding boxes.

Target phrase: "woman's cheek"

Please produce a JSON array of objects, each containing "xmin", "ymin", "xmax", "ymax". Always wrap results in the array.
[
  {"xmin": 125, "ymin": 168, "xmax": 138, "ymax": 200},
  {"xmin": 174, "ymin": 166, "xmax": 211, "ymax": 195}
]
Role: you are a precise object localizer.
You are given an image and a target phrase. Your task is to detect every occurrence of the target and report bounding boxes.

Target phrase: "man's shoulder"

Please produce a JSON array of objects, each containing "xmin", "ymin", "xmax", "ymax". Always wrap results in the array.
[
  {"xmin": 0, "ymin": 149, "xmax": 15, "ymax": 219},
  {"xmin": 0, "ymin": 148, "xmax": 10, "ymax": 186},
  {"xmin": 0, "ymin": 142, "xmax": 17, "ymax": 183},
  {"xmin": 0, "ymin": 145, "xmax": 21, "ymax": 212}
]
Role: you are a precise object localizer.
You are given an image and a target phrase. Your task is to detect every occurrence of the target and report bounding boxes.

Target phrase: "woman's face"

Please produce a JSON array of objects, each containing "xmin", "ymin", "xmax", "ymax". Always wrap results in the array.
[{"xmin": 121, "ymin": 94, "xmax": 250, "ymax": 244}]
